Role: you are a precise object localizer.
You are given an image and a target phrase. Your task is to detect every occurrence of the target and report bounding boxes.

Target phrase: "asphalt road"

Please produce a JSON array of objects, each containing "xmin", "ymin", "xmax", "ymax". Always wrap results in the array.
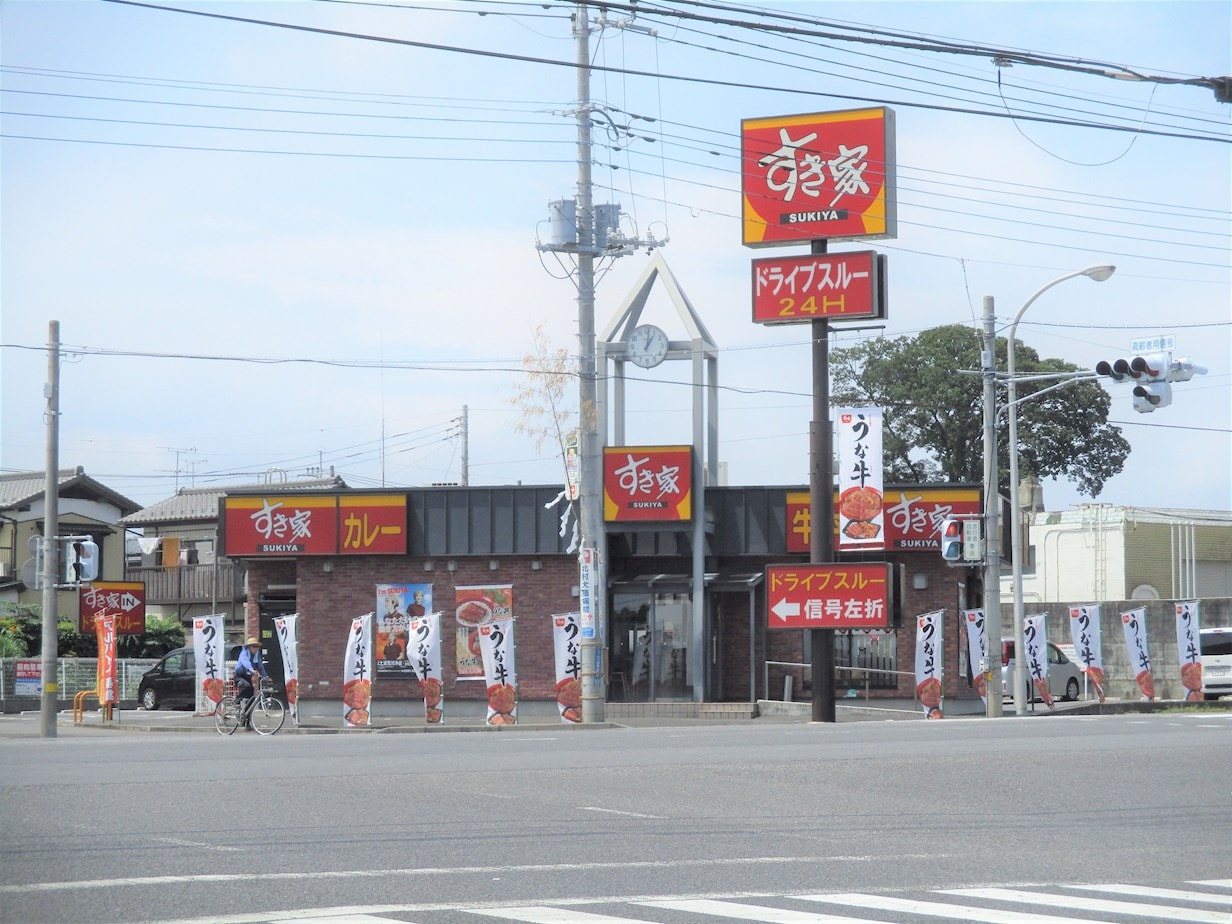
[{"xmin": 1, "ymin": 712, "xmax": 1229, "ymax": 924}]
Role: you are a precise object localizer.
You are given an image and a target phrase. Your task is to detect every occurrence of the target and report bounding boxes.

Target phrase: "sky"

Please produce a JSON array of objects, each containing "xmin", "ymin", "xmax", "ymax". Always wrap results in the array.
[{"xmin": 1, "ymin": 0, "xmax": 1229, "ymax": 516}]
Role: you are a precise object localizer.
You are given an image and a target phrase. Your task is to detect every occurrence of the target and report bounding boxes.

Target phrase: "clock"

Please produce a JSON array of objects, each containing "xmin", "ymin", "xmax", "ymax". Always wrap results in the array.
[{"xmin": 627, "ymin": 324, "xmax": 669, "ymax": 369}]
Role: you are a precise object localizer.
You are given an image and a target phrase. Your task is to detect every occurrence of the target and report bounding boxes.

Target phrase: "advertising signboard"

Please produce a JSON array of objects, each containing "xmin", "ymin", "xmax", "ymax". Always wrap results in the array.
[
  {"xmin": 80, "ymin": 582, "xmax": 146, "ymax": 634},
  {"xmin": 222, "ymin": 494, "xmax": 406, "ymax": 556},
  {"xmin": 751, "ymin": 251, "xmax": 886, "ymax": 324},
  {"xmin": 603, "ymin": 445, "xmax": 693, "ymax": 522},
  {"xmin": 786, "ymin": 487, "xmax": 981, "ymax": 553},
  {"xmin": 766, "ymin": 562, "xmax": 892, "ymax": 630}
]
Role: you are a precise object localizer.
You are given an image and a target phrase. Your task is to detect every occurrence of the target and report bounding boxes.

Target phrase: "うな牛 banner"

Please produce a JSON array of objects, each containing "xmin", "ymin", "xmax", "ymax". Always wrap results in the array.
[
  {"xmin": 1176, "ymin": 600, "xmax": 1203, "ymax": 702},
  {"xmin": 478, "ymin": 618, "xmax": 517, "ymax": 726},
  {"xmin": 1068, "ymin": 604, "xmax": 1105, "ymax": 703},
  {"xmin": 835, "ymin": 407, "xmax": 884, "ymax": 550},
  {"xmin": 192, "ymin": 614, "xmax": 226, "ymax": 711},
  {"xmin": 1121, "ymin": 607, "xmax": 1154, "ymax": 701},
  {"xmin": 274, "ymin": 614, "xmax": 300, "ymax": 727},
  {"xmin": 410, "ymin": 611, "xmax": 444, "ymax": 725},
  {"xmin": 342, "ymin": 613, "xmax": 374, "ymax": 727},
  {"xmin": 1023, "ymin": 614, "xmax": 1053, "ymax": 709},
  {"xmin": 552, "ymin": 612, "xmax": 583, "ymax": 723},
  {"xmin": 914, "ymin": 610, "xmax": 943, "ymax": 719},
  {"xmin": 962, "ymin": 608, "xmax": 987, "ymax": 704}
]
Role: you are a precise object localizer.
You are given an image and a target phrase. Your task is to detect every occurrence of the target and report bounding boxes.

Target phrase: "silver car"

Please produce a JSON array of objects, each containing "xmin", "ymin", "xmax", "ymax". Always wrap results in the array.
[{"xmin": 1001, "ymin": 638, "xmax": 1083, "ymax": 702}]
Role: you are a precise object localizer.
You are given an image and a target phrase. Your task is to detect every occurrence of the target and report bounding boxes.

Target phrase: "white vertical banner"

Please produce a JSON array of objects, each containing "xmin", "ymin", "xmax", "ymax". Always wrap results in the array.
[
  {"xmin": 552, "ymin": 612, "xmax": 582, "ymax": 723},
  {"xmin": 914, "ymin": 610, "xmax": 944, "ymax": 719},
  {"xmin": 192, "ymin": 614, "xmax": 226, "ymax": 713},
  {"xmin": 1121, "ymin": 607, "xmax": 1155, "ymax": 701},
  {"xmin": 479, "ymin": 618, "xmax": 517, "ymax": 725},
  {"xmin": 1176, "ymin": 600, "xmax": 1203, "ymax": 702},
  {"xmin": 1023, "ymin": 614, "xmax": 1053, "ymax": 709},
  {"xmin": 342, "ymin": 613, "xmax": 374, "ymax": 727},
  {"xmin": 578, "ymin": 547, "xmax": 597, "ymax": 639},
  {"xmin": 273, "ymin": 614, "xmax": 300, "ymax": 727},
  {"xmin": 1068, "ymin": 604, "xmax": 1104, "ymax": 703},
  {"xmin": 410, "ymin": 611, "xmax": 444, "ymax": 725},
  {"xmin": 835, "ymin": 407, "xmax": 885, "ymax": 550},
  {"xmin": 962, "ymin": 608, "xmax": 987, "ymax": 704}
]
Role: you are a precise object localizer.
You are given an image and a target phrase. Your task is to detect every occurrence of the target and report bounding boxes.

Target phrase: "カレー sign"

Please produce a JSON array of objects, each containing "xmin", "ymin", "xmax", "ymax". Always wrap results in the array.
[
  {"xmin": 80, "ymin": 582, "xmax": 146, "ymax": 634},
  {"xmin": 786, "ymin": 487, "xmax": 981, "ymax": 553},
  {"xmin": 742, "ymin": 107, "xmax": 896, "ymax": 247},
  {"xmin": 751, "ymin": 251, "xmax": 886, "ymax": 324},
  {"xmin": 603, "ymin": 445, "xmax": 693, "ymax": 522},
  {"xmin": 766, "ymin": 563, "xmax": 892, "ymax": 629},
  {"xmin": 222, "ymin": 494, "xmax": 406, "ymax": 556}
]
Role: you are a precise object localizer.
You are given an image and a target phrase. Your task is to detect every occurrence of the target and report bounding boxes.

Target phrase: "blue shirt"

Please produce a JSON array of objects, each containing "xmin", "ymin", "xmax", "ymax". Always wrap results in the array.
[{"xmin": 236, "ymin": 647, "xmax": 268, "ymax": 681}]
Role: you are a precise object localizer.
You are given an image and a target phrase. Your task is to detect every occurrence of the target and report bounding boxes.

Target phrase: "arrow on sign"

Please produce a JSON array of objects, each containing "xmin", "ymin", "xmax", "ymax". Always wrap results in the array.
[{"xmin": 771, "ymin": 597, "xmax": 801, "ymax": 622}]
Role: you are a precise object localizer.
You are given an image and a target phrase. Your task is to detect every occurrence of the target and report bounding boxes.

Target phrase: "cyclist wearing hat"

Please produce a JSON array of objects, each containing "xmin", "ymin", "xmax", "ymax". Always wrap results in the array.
[{"xmin": 235, "ymin": 637, "xmax": 269, "ymax": 727}]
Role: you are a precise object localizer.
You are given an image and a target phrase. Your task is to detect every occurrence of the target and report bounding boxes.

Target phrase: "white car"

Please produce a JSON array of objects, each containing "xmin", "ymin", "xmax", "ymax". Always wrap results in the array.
[
  {"xmin": 1200, "ymin": 627, "xmax": 1232, "ymax": 700},
  {"xmin": 1000, "ymin": 638, "xmax": 1083, "ymax": 703}
]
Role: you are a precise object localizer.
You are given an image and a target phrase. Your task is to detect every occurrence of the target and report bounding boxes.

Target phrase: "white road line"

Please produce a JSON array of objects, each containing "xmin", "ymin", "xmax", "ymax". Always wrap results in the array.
[
  {"xmin": 464, "ymin": 908, "xmax": 654, "ymax": 923},
  {"xmin": 643, "ymin": 898, "xmax": 899, "ymax": 923},
  {"xmin": 275, "ymin": 917, "xmax": 400, "ymax": 924},
  {"xmin": 1189, "ymin": 880, "xmax": 1232, "ymax": 888},
  {"xmin": 940, "ymin": 887, "xmax": 1231, "ymax": 922},
  {"xmin": 1069, "ymin": 883, "xmax": 1232, "ymax": 905},
  {"xmin": 154, "ymin": 837, "xmax": 243, "ymax": 852},
  {"xmin": 803, "ymin": 892, "xmax": 1089, "ymax": 923},
  {"xmin": 579, "ymin": 806, "xmax": 664, "ymax": 819}
]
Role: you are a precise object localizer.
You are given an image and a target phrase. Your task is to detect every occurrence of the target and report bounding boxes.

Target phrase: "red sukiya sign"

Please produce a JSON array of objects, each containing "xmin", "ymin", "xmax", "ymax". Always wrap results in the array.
[
  {"xmin": 742, "ymin": 107, "xmax": 896, "ymax": 247},
  {"xmin": 603, "ymin": 446, "xmax": 693, "ymax": 522},
  {"xmin": 79, "ymin": 581, "xmax": 146, "ymax": 634},
  {"xmin": 786, "ymin": 488, "xmax": 981, "ymax": 553},
  {"xmin": 223, "ymin": 494, "xmax": 407, "ymax": 556},
  {"xmin": 751, "ymin": 251, "xmax": 885, "ymax": 324},
  {"xmin": 766, "ymin": 563, "xmax": 892, "ymax": 629}
]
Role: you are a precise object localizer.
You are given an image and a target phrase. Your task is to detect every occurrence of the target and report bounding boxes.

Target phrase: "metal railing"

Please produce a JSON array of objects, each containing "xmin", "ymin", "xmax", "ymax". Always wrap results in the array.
[{"xmin": 763, "ymin": 660, "xmax": 917, "ymax": 708}]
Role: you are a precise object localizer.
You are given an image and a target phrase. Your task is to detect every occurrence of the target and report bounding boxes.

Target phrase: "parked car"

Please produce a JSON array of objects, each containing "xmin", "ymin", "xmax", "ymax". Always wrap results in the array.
[
  {"xmin": 138, "ymin": 644, "xmax": 241, "ymax": 710},
  {"xmin": 1000, "ymin": 638, "xmax": 1082, "ymax": 703},
  {"xmin": 1200, "ymin": 627, "xmax": 1232, "ymax": 701}
]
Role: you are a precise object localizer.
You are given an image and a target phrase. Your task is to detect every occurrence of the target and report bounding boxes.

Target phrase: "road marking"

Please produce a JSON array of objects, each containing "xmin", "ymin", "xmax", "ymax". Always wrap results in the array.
[
  {"xmin": 1188, "ymin": 880, "xmax": 1232, "ymax": 888},
  {"xmin": 579, "ymin": 806, "xmax": 663, "ymax": 819},
  {"xmin": 940, "ymin": 887, "xmax": 1231, "ymax": 922},
  {"xmin": 282, "ymin": 917, "xmax": 398, "ymax": 923},
  {"xmin": 465, "ymin": 908, "xmax": 656, "ymax": 923},
  {"xmin": 1070, "ymin": 883, "xmax": 1232, "ymax": 905},
  {"xmin": 643, "ymin": 898, "xmax": 898, "ymax": 923},
  {"xmin": 154, "ymin": 837, "xmax": 243, "ymax": 852},
  {"xmin": 805, "ymin": 892, "xmax": 1090, "ymax": 922}
]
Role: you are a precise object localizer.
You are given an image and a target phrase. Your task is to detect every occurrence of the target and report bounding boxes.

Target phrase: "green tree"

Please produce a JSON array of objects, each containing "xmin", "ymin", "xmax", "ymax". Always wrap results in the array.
[{"xmin": 830, "ymin": 324, "xmax": 1130, "ymax": 497}]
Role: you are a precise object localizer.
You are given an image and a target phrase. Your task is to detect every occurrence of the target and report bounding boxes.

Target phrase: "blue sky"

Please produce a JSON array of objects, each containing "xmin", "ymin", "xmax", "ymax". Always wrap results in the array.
[{"xmin": 1, "ymin": 0, "xmax": 1228, "ymax": 514}]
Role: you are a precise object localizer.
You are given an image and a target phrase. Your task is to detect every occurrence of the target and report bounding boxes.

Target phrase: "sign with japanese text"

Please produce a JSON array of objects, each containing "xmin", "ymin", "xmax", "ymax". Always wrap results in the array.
[
  {"xmin": 222, "ymin": 493, "xmax": 407, "ymax": 556},
  {"xmin": 579, "ymin": 547, "xmax": 597, "ymax": 639},
  {"xmin": 341, "ymin": 613, "xmax": 373, "ymax": 727},
  {"xmin": 80, "ymin": 581, "xmax": 146, "ymax": 634},
  {"xmin": 273, "ymin": 614, "xmax": 300, "ymax": 727},
  {"xmin": 552, "ymin": 612, "xmax": 582, "ymax": 724},
  {"xmin": 766, "ymin": 562, "xmax": 891, "ymax": 629},
  {"xmin": 787, "ymin": 486, "xmax": 980, "ymax": 553},
  {"xmin": 375, "ymin": 583, "xmax": 431, "ymax": 680},
  {"xmin": 751, "ymin": 251, "xmax": 886, "ymax": 324},
  {"xmin": 603, "ymin": 445, "xmax": 693, "ymax": 522},
  {"xmin": 741, "ymin": 107, "xmax": 896, "ymax": 246},
  {"xmin": 1068, "ymin": 604, "xmax": 1105, "ymax": 703},
  {"xmin": 15, "ymin": 660, "xmax": 41, "ymax": 697},
  {"xmin": 94, "ymin": 612, "xmax": 118, "ymax": 706},
  {"xmin": 410, "ymin": 612, "xmax": 443, "ymax": 724},
  {"xmin": 1023, "ymin": 614, "xmax": 1054, "ymax": 709},
  {"xmin": 479, "ymin": 618, "xmax": 517, "ymax": 726},
  {"xmin": 836, "ymin": 407, "xmax": 884, "ymax": 550},
  {"xmin": 192, "ymin": 614, "xmax": 226, "ymax": 710},
  {"xmin": 1121, "ymin": 606, "xmax": 1154, "ymax": 701},
  {"xmin": 914, "ymin": 610, "xmax": 943, "ymax": 719},
  {"xmin": 1176, "ymin": 600, "xmax": 1203, "ymax": 702},
  {"xmin": 455, "ymin": 585, "xmax": 513, "ymax": 679},
  {"xmin": 963, "ymin": 608, "xmax": 988, "ymax": 704}
]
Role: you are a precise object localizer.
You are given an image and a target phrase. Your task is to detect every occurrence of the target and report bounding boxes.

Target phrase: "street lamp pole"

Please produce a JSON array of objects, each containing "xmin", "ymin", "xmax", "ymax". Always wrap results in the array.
[
  {"xmin": 980, "ymin": 297, "xmax": 1002, "ymax": 719},
  {"xmin": 1007, "ymin": 265, "xmax": 1115, "ymax": 715}
]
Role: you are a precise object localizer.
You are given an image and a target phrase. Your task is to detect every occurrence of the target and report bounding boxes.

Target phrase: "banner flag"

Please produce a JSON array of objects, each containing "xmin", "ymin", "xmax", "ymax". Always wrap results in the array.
[
  {"xmin": 410, "ymin": 611, "xmax": 444, "ymax": 724},
  {"xmin": 1022, "ymin": 614, "xmax": 1054, "ymax": 709},
  {"xmin": 342, "ymin": 613, "xmax": 374, "ymax": 727},
  {"xmin": 478, "ymin": 618, "xmax": 517, "ymax": 725},
  {"xmin": 962, "ymin": 608, "xmax": 987, "ymax": 704},
  {"xmin": 1121, "ymin": 607, "xmax": 1154, "ymax": 701},
  {"xmin": 1176, "ymin": 600, "xmax": 1203, "ymax": 702},
  {"xmin": 1068, "ymin": 604, "xmax": 1104, "ymax": 703},
  {"xmin": 835, "ymin": 407, "xmax": 885, "ymax": 550},
  {"xmin": 192, "ymin": 614, "xmax": 226, "ymax": 713},
  {"xmin": 914, "ymin": 610, "xmax": 943, "ymax": 718},
  {"xmin": 552, "ymin": 612, "xmax": 583, "ymax": 723},
  {"xmin": 274, "ymin": 614, "xmax": 300, "ymax": 727},
  {"xmin": 95, "ymin": 612, "xmax": 118, "ymax": 706}
]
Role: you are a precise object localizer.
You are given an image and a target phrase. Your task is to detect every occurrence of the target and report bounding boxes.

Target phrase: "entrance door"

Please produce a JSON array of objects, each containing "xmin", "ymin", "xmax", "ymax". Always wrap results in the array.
[
  {"xmin": 609, "ymin": 587, "xmax": 692, "ymax": 701},
  {"xmin": 257, "ymin": 594, "xmax": 295, "ymax": 700}
]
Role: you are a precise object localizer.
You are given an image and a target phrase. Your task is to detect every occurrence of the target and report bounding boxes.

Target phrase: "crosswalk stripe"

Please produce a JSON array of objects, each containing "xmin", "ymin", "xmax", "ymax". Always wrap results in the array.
[
  {"xmin": 801, "ymin": 892, "xmax": 1092, "ymax": 923},
  {"xmin": 276, "ymin": 917, "xmax": 400, "ymax": 924},
  {"xmin": 1189, "ymin": 881, "xmax": 1232, "ymax": 889},
  {"xmin": 940, "ymin": 887, "xmax": 1231, "ymax": 922},
  {"xmin": 463, "ymin": 908, "xmax": 654, "ymax": 923},
  {"xmin": 1069, "ymin": 883, "xmax": 1232, "ymax": 906},
  {"xmin": 640, "ymin": 898, "xmax": 899, "ymax": 923}
]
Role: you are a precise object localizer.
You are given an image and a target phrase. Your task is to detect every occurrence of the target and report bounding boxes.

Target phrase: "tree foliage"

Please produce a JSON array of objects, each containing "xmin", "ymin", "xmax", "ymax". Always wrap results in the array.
[{"xmin": 830, "ymin": 324, "xmax": 1130, "ymax": 497}]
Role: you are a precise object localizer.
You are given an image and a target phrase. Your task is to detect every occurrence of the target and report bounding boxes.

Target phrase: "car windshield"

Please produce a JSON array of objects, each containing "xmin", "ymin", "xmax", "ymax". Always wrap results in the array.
[{"xmin": 1201, "ymin": 632, "xmax": 1232, "ymax": 657}]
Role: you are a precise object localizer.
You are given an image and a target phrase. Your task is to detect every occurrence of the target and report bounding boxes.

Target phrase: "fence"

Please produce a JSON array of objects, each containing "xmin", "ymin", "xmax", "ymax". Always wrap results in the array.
[
  {"xmin": 764, "ymin": 660, "xmax": 915, "ymax": 706},
  {"xmin": 0, "ymin": 658, "xmax": 158, "ymax": 705}
]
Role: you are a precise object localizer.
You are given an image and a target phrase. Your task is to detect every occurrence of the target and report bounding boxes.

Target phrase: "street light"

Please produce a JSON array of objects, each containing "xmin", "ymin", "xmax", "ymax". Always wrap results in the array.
[{"xmin": 1007, "ymin": 264, "xmax": 1115, "ymax": 715}]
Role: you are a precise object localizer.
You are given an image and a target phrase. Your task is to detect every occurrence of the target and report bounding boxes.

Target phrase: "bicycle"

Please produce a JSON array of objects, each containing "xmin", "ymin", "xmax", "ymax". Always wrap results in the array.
[{"xmin": 214, "ymin": 677, "xmax": 285, "ymax": 736}]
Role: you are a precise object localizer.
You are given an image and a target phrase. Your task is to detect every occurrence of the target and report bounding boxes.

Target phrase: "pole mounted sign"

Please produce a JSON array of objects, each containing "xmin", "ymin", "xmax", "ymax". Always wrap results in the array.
[
  {"xmin": 766, "ymin": 562, "xmax": 894, "ymax": 630},
  {"xmin": 751, "ymin": 250, "xmax": 887, "ymax": 324}
]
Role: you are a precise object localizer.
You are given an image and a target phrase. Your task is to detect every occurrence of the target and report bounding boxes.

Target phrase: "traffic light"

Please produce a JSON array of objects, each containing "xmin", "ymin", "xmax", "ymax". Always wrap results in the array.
[
  {"xmin": 1094, "ymin": 350, "xmax": 1206, "ymax": 414},
  {"xmin": 63, "ymin": 538, "xmax": 99, "ymax": 584},
  {"xmin": 939, "ymin": 518, "xmax": 963, "ymax": 563}
]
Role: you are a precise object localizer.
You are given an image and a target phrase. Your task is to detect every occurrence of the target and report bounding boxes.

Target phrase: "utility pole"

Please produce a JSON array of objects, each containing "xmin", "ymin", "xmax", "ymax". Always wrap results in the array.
[
  {"xmin": 980, "ymin": 296, "xmax": 1003, "ymax": 718},
  {"xmin": 40, "ymin": 321, "xmax": 61, "ymax": 739},
  {"xmin": 809, "ymin": 241, "xmax": 835, "ymax": 723}
]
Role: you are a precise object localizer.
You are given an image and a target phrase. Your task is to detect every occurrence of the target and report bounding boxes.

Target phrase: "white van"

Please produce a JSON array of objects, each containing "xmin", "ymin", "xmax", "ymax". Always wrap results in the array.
[{"xmin": 1199, "ymin": 627, "xmax": 1232, "ymax": 701}]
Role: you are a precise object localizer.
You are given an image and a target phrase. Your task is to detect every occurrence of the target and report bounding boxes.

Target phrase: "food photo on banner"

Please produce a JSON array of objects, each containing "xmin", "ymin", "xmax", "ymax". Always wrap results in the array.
[
  {"xmin": 454, "ymin": 584, "xmax": 512, "ymax": 680},
  {"xmin": 1121, "ymin": 606, "xmax": 1155, "ymax": 701},
  {"xmin": 410, "ymin": 611, "xmax": 444, "ymax": 725},
  {"xmin": 341, "ymin": 613, "xmax": 373, "ymax": 727},
  {"xmin": 1068, "ymin": 604, "xmax": 1105, "ymax": 703},
  {"xmin": 274, "ymin": 614, "xmax": 300, "ymax": 726},
  {"xmin": 192, "ymin": 614, "xmax": 226, "ymax": 711},
  {"xmin": 1022, "ymin": 614, "xmax": 1054, "ymax": 709},
  {"xmin": 94, "ymin": 612, "xmax": 118, "ymax": 706},
  {"xmin": 835, "ymin": 407, "xmax": 885, "ymax": 550},
  {"xmin": 478, "ymin": 618, "xmax": 517, "ymax": 725},
  {"xmin": 376, "ymin": 583, "xmax": 431, "ymax": 680},
  {"xmin": 1176, "ymin": 600, "xmax": 1203, "ymax": 702},
  {"xmin": 914, "ymin": 610, "xmax": 943, "ymax": 719},
  {"xmin": 552, "ymin": 612, "xmax": 583, "ymax": 723},
  {"xmin": 962, "ymin": 608, "xmax": 987, "ymax": 704}
]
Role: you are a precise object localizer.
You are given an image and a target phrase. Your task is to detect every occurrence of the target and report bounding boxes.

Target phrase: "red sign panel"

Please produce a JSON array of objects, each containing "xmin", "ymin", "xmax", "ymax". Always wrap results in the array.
[
  {"xmin": 766, "ymin": 563, "xmax": 891, "ymax": 629},
  {"xmin": 79, "ymin": 581, "xmax": 146, "ymax": 634},
  {"xmin": 752, "ymin": 251, "xmax": 885, "ymax": 324},
  {"xmin": 340, "ymin": 495, "xmax": 408, "ymax": 555},
  {"xmin": 224, "ymin": 494, "xmax": 408, "ymax": 556},
  {"xmin": 603, "ymin": 445, "xmax": 693, "ymax": 522},
  {"xmin": 786, "ymin": 488, "xmax": 981, "ymax": 553},
  {"xmin": 742, "ymin": 107, "xmax": 896, "ymax": 247}
]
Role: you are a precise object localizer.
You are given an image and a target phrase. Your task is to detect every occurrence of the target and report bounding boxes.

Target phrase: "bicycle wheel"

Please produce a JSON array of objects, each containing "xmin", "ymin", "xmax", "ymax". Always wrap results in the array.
[
  {"xmin": 251, "ymin": 694, "xmax": 285, "ymax": 736},
  {"xmin": 214, "ymin": 696, "xmax": 242, "ymax": 736}
]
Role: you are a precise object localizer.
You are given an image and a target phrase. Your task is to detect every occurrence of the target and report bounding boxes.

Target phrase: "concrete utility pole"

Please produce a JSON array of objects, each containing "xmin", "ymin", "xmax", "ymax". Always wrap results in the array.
[
  {"xmin": 40, "ymin": 320, "xmax": 61, "ymax": 739},
  {"xmin": 809, "ymin": 241, "xmax": 835, "ymax": 723},
  {"xmin": 980, "ymin": 297, "xmax": 1003, "ymax": 718}
]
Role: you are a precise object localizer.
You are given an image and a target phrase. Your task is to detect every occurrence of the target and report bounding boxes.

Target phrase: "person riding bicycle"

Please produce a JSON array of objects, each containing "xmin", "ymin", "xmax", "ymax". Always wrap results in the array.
[{"xmin": 235, "ymin": 637, "xmax": 269, "ymax": 728}]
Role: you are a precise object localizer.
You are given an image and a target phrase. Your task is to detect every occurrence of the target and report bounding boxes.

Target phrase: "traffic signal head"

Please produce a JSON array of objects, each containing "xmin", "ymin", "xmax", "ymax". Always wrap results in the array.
[
  {"xmin": 939, "ymin": 518, "xmax": 963, "ymax": 563},
  {"xmin": 63, "ymin": 538, "xmax": 99, "ymax": 584}
]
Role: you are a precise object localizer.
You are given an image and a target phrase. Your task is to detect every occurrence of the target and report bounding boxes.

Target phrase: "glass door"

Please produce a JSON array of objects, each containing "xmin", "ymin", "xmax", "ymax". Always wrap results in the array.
[{"xmin": 609, "ymin": 586, "xmax": 693, "ymax": 701}]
